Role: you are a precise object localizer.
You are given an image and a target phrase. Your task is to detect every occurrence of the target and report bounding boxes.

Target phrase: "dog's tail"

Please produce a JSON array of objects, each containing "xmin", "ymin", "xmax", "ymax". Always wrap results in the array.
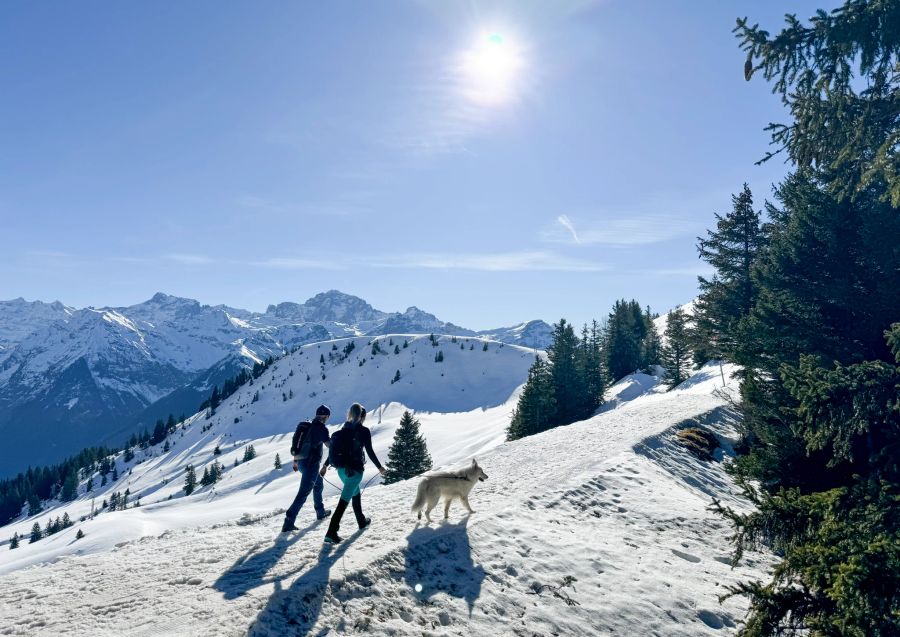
[{"xmin": 411, "ymin": 479, "xmax": 427, "ymax": 513}]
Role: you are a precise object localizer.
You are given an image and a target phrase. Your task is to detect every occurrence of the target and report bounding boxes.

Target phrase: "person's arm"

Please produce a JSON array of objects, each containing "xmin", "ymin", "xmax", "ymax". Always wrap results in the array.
[
  {"xmin": 319, "ymin": 427, "xmax": 331, "ymax": 476},
  {"xmin": 363, "ymin": 428, "xmax": 385, "ymax": 473}
]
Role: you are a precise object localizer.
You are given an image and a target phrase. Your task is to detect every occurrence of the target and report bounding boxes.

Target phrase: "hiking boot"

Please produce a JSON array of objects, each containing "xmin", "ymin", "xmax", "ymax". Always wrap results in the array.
[
  {"xmin": 323, "ymin": 532, "xmax": 343, "ymax": 544},
  {"xmin": 324, "ymin": 498, "xmax": 348, "ymax": 544},
  {"xmin": 316, "ymin": 509, "xmax": 331, "ymax": 521},
  {"xmin": 281, "ymin": 521, "xmax": 299, "ymax": 533}
]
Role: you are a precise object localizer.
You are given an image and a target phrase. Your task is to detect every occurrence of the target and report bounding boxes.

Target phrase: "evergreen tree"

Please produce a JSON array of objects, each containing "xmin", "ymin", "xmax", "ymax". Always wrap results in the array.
[
  {"xmin": 200, "ymin": 466, "xmax": 211, "ymax": 487},
  {"xmin": 183, "ymin": 465, "xmax": 196, "ymax": 496},
  {"xmin": 27, "ymin": 492, "xmax": 41, "ymax": 516},
  {"xmin": 694, "ymin": 184, "xmax": 767, "ymax": 362},
  {"xmin": 576, "ymin": 321, "xmax": 606, "ymax": 417},
  {"xmin": 61, "ymin": 512, "xmax": 71, "ymax": 528},
  {"xmin": 434, "ymin": 351, "xmax": 444, "ymax": 363},
  {"xmin": 605, "ymin": 300, "xmax": 646, "ymax": 381},
  {"xmin": 209, "ymin": 386, "xmax": 220, "ymax": 415},
  {"xmin": 507, "ymin": 357, "xmax": 557, "ymax": 440},
  {"xmin": 243, "ymin": 445, "xmax": 256, "ymax": 462},
  {"xmin": 713, "ymin": 6, "xmax": 900, "ymax": 633},
  {"xmin": 75, "ymin": 529, "xmax": 84, "ymax": 540},
  {"xmin": 383, "ymin": 411, "xmax": 433, "ymax": 484},
  {"xmin": 392, "ymin": 370, "xmax": 401, "ymax": 384},
  {"xmin": 274, "ymin": 453, "xmax": 282, "ymax": 470},
  {"xmin": 29, "ymin": 522, "xmax": 41, "ymax": 543},
  {"xmin": 640, "ymin": 307, "xmax": 661, "ymax": 371},
  {"xmin": 548, "ymin": 319, "xmax": 582, "ymax": 425},
  {"xmin": 86, "ymin": 476, "xmax": 93, "ymax": 492},
  {"xmin": 394, "ymin": 344, "xmax": 400, "ymax": 355},
  {"xmin": 660, "ymin": 309, "xmax": 691, "ymax": 389},
  {"xmin": 9, "ymin": 532, "xmax": 18, "ymax": 550},
  {"xmin": 60, "ymin": 471, "xmax": 78, "ymax": 502}
]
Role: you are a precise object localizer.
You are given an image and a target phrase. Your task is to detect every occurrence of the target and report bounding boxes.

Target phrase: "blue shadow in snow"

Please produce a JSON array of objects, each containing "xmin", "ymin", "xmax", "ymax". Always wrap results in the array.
[
  {"xmin": 403, "ymin": 516, "xmax": 484, "ymax": 613},
  {"xmin": 212, "ymin": 520, "xmax": 317, "ymax": 600}
]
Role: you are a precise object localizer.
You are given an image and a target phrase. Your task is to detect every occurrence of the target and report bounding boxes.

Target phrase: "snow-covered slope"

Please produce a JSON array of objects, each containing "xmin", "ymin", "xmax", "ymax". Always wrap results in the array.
[
  {"xmin": 0, "ymin": 361, "xmax": 769, "ymax": 636},
  {"xmin": 0, "ymin": 291, "xmax": 552, "ymax": 475},
  {"xmin": 0, "ymin": 298, "xmax": 73, "ymax": 352}
]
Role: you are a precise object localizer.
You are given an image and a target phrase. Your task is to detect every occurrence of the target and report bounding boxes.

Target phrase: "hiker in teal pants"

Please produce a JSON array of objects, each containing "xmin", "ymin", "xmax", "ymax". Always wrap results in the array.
[{"xmin": 320, "ymin": 403, "xmax": 385, "ymax": 544}]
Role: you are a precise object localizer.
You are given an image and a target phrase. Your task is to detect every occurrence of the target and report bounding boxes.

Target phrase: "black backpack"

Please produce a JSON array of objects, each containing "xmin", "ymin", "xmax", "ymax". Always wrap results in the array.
[
  {"xmin": 290, "ymin": 421, "xmax": 314, "ymax": 460},
  {"xmin": 329, "ymin": 426, "xmax": 363, "ymax": 471}
]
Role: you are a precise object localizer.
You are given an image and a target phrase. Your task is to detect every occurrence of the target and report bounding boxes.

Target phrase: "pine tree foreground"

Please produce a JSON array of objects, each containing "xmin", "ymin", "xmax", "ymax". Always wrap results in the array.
[{"xmin": 383, "ymin": 411, "xmax": 433, "ymax": 484}]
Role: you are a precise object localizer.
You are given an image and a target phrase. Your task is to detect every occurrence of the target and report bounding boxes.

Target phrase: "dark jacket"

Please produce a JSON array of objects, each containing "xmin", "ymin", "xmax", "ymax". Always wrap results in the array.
[{"xmin": 326, "ymin": 421, "xmax": 382, "ymax": 474}]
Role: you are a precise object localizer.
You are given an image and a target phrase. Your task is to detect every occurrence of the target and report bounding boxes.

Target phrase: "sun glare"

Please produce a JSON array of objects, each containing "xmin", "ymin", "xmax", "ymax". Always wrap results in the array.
[{"xmin": 458, "ymin": 30, "xmax": 525, "ymax": 107}]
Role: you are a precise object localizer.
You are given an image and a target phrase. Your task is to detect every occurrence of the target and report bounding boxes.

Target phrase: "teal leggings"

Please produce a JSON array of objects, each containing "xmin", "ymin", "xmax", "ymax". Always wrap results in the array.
[{"xmin": 336, "ymin": 467, "xmax": 363, "ymax": 501}]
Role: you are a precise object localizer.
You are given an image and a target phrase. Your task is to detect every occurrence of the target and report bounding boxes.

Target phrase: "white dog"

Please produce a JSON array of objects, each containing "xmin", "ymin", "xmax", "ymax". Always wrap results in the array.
[{"xmin": 411, "ymin": 459, "xmax": 489, "ymax": 523}]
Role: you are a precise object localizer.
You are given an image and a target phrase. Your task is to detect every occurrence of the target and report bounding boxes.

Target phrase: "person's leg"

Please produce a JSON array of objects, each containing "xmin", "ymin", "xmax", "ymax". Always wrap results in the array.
[
  {"xmin": 311, "ymin": 467, "xmax": 327, "ymax": 518},
  {"xmin": 351, "ymin": 493, "xmax": 370, "ymax": 528},
  {"xmin": 337, "ymin": 468, "xmax": 363, "ymax": 502},
  {"xmin": 326, "ymin": 468, "xmax": 364, "ymax": 542},
  {"xmin": 283, "ymin": 465, "xmax": 316, "ymax": 528}
]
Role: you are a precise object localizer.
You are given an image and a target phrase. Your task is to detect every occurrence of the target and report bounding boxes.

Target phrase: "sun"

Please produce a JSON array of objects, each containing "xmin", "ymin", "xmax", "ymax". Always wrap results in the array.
[{"xmin": 458, "ymin": 31, "xmax": 525, "ymax": 107}]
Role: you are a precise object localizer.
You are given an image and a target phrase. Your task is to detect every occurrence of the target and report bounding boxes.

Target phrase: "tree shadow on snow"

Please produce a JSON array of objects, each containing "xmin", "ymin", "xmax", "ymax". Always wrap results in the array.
[
  {"xmin": 246, "ymin": 531, "xmax": 361, "ymax": 637},
  {"xmin": 213, "ymin": 521, "xmax": 316, "ymax": 599},
  {"xmin": 403, "ymin": 517, "xmax": 484, "ymax": 613}
]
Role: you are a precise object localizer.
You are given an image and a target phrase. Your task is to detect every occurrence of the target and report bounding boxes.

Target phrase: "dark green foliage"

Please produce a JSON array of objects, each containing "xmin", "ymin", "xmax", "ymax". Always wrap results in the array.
[
  {"xmin": 548, "ymin": 319, "xmax": 582, "ymax": 425},
  {"xmin": 183, "ymin": 465, "xmax": 196, "ymax": 496},
  {"xmin": 29, "ymin": 522, "xmax": 41, "ymax": 543},
  {"xmin": 736, "ymin": 2, "xmax": 900, "ymax": 205},
  {"xmin": 242, "ymin": 445, "xmax": 256, "ymax": 462},
  {"xmin": 394, "ymin": 344, "xmax": 400, "ymax": 355},
  {"xmin": 694, "ymin": 184, "xmax": 767, "ymax": 363},
  {"xmin": 9, "ymin": 532, "xmax": 18, "ymax": 549},
  {"xmin": 274, "ymin": 453, "xmax": 282, "ymax": 470},
  {"xmin": 343, "ymin": 341, "xmax": 356, "ymax": 356},
  {"xmin": 640, "ymin": 308, "xmax": 661, "ymax": 371},
  {"xmin": 660, "ymin": 309, "xmax": 692, "ymax": 389},
  {"xmin": 605, "ymin": 300, "xmax": 650, "ymax": 381},
  {"xmin": 209, "ymin": 386, "xmax": 220, "ymax": 415},
  {"xmin": 507, "ymin": 357, "xmax": 557, "ymax": 441},
  {"xmin": 434, "ymin": 351, "xmax": 444, "ymax": 363},
  {"xmin": 482, "ymin": 342, "xmax": 488, "ymax": 352},
  {"xmin": 0, "ymin": 444, "xmax": 115, "ymax": 527},
  {"xmin": 320, "ymin": 354, "xmax": 325, "ymax": 365},
  {"xmin": 60, "ymin": 471, "xmax": 78, "ymax": 502},
  {"xmin": 199, "ymin": 460, "xmax": 223, "ymax": 487},
  {"xmin": 75, "ymin": 529, "xmax": 84, "ymax": 540},
  {"xmin": 383, "ymin": 411, "xmax": 433, "ymax": 484},
  {"xmin": 710, "ymin": 6, "xmax": 900, "ymax": 634},
  {"xmin": 391, "ymin": 370, "xmax": 401, "ymax": 384},
  {"xmin": 507, "ymin": 319, "xmax": 606, "ymax": 441}
]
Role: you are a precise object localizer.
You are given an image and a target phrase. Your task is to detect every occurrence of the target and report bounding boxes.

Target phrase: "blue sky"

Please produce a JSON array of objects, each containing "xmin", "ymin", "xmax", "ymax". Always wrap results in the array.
[{"xmin": 0, "ymin": 1, "xmax": 831, "ymax": 330}]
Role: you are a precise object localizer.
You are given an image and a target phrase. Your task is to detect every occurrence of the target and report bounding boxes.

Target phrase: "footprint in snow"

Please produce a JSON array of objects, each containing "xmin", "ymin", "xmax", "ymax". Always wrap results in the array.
[{"xmin": 670, "ymin": 549, "xmax": 701, "ymax": 563}]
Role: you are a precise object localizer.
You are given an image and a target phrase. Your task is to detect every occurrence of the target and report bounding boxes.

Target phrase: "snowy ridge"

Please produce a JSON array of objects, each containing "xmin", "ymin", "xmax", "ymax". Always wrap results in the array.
[{"xmin": 0, "ymin": 362, "xmax": 769, "ymax": 636}]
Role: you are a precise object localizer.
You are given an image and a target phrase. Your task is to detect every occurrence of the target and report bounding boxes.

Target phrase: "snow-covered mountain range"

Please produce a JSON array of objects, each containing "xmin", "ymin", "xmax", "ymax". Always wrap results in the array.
[{"xmin": 0, "ymin": 291, "xmax": 551, "ymax": 476}]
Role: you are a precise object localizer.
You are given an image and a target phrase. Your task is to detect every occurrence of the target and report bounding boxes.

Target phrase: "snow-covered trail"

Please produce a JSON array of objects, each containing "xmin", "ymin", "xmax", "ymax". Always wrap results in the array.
[{"xmin": 0, "ymin": 367, "xmax": 768, "ymax": 636}]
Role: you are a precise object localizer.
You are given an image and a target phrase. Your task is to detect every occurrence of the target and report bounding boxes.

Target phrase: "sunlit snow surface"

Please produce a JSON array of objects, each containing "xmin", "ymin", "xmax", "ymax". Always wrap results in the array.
[{"xmin": 0, "ymin": 357, "xmax": 769, "ymax": 636}]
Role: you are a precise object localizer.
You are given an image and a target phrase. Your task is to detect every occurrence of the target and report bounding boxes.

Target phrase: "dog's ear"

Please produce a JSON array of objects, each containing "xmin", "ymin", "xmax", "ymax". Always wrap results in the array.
[{"xmin": 471, "ymin": 458, "xmax": 477, "ymax": 466}]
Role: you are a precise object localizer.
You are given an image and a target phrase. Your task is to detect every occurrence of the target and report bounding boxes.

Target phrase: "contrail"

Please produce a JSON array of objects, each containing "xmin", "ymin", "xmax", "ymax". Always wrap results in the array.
[{"xmin": 557, "ymin": 215, "xmax": 580, "ymax": 244}]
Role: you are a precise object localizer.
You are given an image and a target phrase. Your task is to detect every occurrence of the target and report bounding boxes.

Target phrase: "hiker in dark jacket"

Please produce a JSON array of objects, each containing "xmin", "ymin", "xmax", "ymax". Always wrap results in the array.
[
  {"xmin": 281, "ymin": 404, "xmax": 332, "ymax": 533},
  {"xmin": 321, "ymin": 403, "xmax": 384, "ymax": 544}
]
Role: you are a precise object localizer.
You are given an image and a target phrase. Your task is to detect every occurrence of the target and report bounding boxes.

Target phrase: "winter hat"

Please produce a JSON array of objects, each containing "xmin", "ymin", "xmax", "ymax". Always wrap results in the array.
[{"xmin": 316, "ymin": 404, "xmax": 331, "ymax": 417}]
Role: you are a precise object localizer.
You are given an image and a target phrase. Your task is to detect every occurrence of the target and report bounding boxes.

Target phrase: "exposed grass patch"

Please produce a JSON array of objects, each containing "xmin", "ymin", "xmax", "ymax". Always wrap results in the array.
[{"xmin": 675, "ymin": 427, "xmax": 719, "ymax": 461}]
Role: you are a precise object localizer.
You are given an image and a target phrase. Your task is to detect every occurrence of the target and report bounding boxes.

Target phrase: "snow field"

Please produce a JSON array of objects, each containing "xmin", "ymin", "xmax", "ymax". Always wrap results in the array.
[{"xmin": 0, "ymin": 363, "xmax": 769, "ymax": 636}]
